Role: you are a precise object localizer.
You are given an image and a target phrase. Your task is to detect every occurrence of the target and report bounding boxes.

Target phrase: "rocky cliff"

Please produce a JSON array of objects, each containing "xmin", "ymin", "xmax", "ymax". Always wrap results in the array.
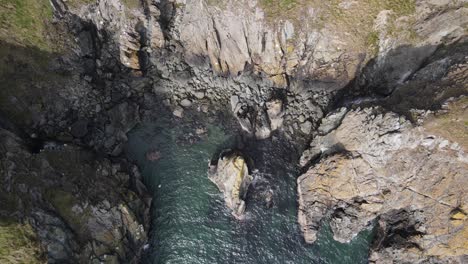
[
  {"xmin": 0, "ymin": 0, "xmax": 467, "ymax": 263},
  {"xmin": 298, "ymin": 99, "xmax": 467, "ymax": 263}
]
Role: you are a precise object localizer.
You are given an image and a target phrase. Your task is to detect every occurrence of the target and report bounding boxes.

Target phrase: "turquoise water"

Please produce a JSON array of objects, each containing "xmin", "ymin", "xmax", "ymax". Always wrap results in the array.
[{"xmin": 125, "ymin": 117, "xmax": 374, "ymax": 264}]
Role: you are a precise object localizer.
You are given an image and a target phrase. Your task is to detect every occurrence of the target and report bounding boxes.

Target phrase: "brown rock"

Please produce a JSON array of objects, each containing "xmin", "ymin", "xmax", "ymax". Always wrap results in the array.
[{"xmin": 298, "ymin": 107, "xmax": 468, "ymax": 262}]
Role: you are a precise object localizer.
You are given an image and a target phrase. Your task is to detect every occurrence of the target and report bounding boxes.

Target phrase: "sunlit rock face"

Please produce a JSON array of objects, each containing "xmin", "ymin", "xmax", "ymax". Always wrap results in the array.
[
  {"xmin": 209, "ymin": 151, "xmax": 253, "ymax": 218},
  {"xmin": 298, "ymin": 104, "xmax": 468, "ymax": 263}
]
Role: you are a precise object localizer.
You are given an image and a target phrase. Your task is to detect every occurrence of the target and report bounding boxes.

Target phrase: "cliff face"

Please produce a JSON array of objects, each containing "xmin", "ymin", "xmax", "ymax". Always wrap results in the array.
[
  {"xmin": 0, "ymin": 0, "xmax": 467, "ymax": 263},
  {"xmin": 298, "ymin": 100, "xmax": 467, "ymax": 263},
  {"xmin": 0, "ymin": 128, "xmax": 151, "ymax": 263},
  {"xmin": 2, "ymin": 0, "xmax": 467, "ymax": 143}
]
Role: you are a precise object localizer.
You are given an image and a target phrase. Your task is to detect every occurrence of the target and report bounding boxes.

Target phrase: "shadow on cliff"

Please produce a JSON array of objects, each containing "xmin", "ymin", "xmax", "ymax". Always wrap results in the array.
[
  {"xmin": 0, "ymin": 41, "xmax": 66, "ymax": 136},
  {"xmin": 334, "ymin": 38, "xmax": 468, "ymax": 120}
]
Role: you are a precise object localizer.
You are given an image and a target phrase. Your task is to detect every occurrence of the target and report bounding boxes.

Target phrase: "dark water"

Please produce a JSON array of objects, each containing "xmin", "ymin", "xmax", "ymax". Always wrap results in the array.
[{"xmin": 125, "ymin": 117, "xmax": 373, "ymax": 264}]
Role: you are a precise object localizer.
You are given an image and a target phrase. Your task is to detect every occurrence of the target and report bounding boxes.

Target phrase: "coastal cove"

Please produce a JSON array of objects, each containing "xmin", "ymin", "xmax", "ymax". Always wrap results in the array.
[
  {"xmin": 125, "ymin": 117, "xmax": 374, "ymax": 264},
  {"xmin": 0, "ymin": 0, "xmax": 466, "ymax": 263}
]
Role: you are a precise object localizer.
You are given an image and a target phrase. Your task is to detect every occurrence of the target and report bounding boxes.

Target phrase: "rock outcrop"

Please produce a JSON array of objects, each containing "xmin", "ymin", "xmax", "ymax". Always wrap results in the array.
[
  {"xmin": 0, "ymin": 128, "xmax": 151, "ymax": 263},
  {"xmin": 1, "ymin": 0, "xmax": 467, "ymax": 262},
  {"xmin": 298, "ymin": 101, "xmax": 467, "ymax": 263},
  {"xmin": 209, "ymin": 150, "xmax": 253, "ymax": 218}
]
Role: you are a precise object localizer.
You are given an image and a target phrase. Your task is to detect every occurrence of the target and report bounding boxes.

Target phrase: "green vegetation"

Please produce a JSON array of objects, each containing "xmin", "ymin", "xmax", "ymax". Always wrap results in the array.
[
  {"xmin": 366, "ymin": 31, "xmax": 380, "ymax": 56},
  {"xmin": 378, "ymin": 0, "xmax": 416, "ymax": 16},
  {"xmin": 260, "ymin": 0, "xmax": 298, "ymax": 12},
  {"xmin": 0, "ymin": 0, "xmax": 74, "ymax": 129},
  {"xmin": 424, "ymin": 96, "xmax": 468, "ymax": 149},
  {"xmin": 0, "ymin": 219, "xmax": 45, "ymax": 264},
  {"xmin": 257, "ymin": 0, "xmax": 304, "ymax": 23},
  {"xmin": 206, "ymin": 0, "xmax": 417, "ymax": 55},
  {"xmin": 0, "ymin": 0, "xmax": 53, "ymax": 50},
  {"xmin": 122, "ymin": 0, "xmax": 141, "ymax": 9},
  {"xmin": 257, "ymin": 0, "xmax": 415, "ymax": 19}
]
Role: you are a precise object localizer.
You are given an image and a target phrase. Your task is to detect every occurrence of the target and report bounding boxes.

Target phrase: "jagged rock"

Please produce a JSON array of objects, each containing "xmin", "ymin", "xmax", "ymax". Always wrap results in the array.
[
  {"xmin": 255, "ymin": 109, "xmax": 272, "ymax": 140},
  {"xmin": 317, "ymin": 107, "xmax": 348, "ymax": 135},
  {"xmin": 1, "ymin": 0, "xmax": 467, "ymax": 263},
  {"xmin": 231, "ymin": 97, "xmax": 254, "ymax": 134},
  {"xmin": 208, "ymin": 151, "xmax": 253, "ymax": 218},
  {"xmin": 298, "ymin": 106, "xmax": 467, "ymax": 262},
  {"xmin": 266, "ymin": 98, "xmax": 284, "ymax": 131},
  {"xmin": 0, "ymin": 128, "xmax": 151, "ymax": 263}
]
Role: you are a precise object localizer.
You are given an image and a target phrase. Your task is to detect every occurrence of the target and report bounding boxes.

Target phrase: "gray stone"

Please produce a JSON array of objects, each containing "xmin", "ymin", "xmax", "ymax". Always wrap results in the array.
[
  {"xmin": 230, "ymin": 95, "xmax": 240, "ymax": 112},
  {"xmin": 317, "ymin": 107, "xmax": 348, "ymax": 135},
  {"xmin": 208, "ymin": 151, "xmax": 253, "ymax": 219},
  {"xmin": 180, "ymin": 99, "xmax": 193, "ymax": 107},
  {"xmin": 300, "ymin": 121, "xmax": 312, "ymax": 134},
  {"xmin": 173, "ymin": 106, "xmax": 184, "ymax": 118},
  {"xmin": 194, "ymin": 91, "xmax": 205, "ymax": 99}
]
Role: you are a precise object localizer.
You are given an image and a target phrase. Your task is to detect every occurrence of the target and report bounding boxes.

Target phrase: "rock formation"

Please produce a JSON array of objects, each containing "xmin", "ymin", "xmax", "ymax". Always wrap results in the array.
[
  {"xmin": 0, "ymin": 0, "xmax": 467, "ymax": 262},
  {"xmin": 0, "ymin": 128, "xmax": 151, "ymax": 263},
  {"xmin": 298, "ymin": 99, "xmax": 467, "ymax": 263},
  {"xmin": 209, "ymin": 151, "xmax": 253, "ymax": 218}
]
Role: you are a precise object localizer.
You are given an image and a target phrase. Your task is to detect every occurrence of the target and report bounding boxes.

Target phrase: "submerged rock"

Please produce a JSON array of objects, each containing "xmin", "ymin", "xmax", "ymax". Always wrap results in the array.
[
  {"xmin": 146, "ymin": 149, "xmax": 162, "ymax": 161},
  {"xmin": 208, "ymin": 151, "xmax": 253, "ymax": 219}
]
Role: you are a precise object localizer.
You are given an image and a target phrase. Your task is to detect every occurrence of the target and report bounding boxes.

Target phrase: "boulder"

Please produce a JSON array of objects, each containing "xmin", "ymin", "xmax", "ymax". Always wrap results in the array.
[
  {"xmin": 180, "ymin": 99, "xmax": 193, "ymax": 108},
  {"xmin": 208, "ymin": 151, "xmax": 253, "ymax": 218},
  {"xmin": 173, "ymin": 106, "xmax": 184, "ymax": 118}
]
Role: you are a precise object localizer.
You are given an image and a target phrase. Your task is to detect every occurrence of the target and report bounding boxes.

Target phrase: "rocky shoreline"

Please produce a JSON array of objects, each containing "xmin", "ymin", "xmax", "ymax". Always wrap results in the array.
[
  {"xmin": 1, "ymin": 0, "xmax": 467, "ymax": 263},
  {"xmin": 298, "ymin": 102, "xmax": 467, "ymax": 263}
]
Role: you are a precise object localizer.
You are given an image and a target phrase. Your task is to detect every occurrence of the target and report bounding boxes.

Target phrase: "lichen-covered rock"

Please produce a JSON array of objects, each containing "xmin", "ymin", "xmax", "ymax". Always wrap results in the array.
[
  {"xmin": 298, "ymin": 105, "xmax": 467, "ymax": 262},
  {"xmin": 208, "ymin": 151, "xmax": 253, "ymax": 218}
]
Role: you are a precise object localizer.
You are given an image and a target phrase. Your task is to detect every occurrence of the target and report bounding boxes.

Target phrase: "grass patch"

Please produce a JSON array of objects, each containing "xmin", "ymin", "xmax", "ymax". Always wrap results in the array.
[
  {"xmin": 122, "ymin": 0, "xmax": 141, "ymax": 9},
  {"xmin": 255, "ymin": 0, "xmax": 416, "ymax": 47},
  {"xmin": 258, "ymin": 0, "xmax": 416, "ymax": 22},
  {"xmin": 424, "ymin": 96, "xmax": 468, "ymax": 150},
  {"xmin": 366, "ymin": 31, "xmax": 380, "ymax": 56},
  {"xmin": 261, "ymin": 0, "xmax": 298, "ymax": 11},
  {"xmin": 379, "ymin": 0, "xmax": 415, "ymax": 16},
  {"xmin": 0, "ymin": 0, "xmax": 54, "ymax": 51},
  {"xmin": 204, "ymin": 0, "xmax": 418, "ymax": 58},
  {"xmin": 0, "ymin": 220, "xmax": 45, "ymax": 264}
]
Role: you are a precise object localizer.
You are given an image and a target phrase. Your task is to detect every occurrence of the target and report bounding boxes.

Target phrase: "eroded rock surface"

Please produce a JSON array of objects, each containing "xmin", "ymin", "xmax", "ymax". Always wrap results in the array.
[
  {"xmin": 0, "ymin": 128, "xmax": 151, "ymax": 263},
  {"xmin": 1, "ymin": 0, "xmax": 468, "ymax": 262},
  {"xmin": 298, "ymin": 105, "xmax": 467, "ymax": 263},
  {"xmin": 209, "ymin": 151, "xmax": 253, "ymax": 218}
]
